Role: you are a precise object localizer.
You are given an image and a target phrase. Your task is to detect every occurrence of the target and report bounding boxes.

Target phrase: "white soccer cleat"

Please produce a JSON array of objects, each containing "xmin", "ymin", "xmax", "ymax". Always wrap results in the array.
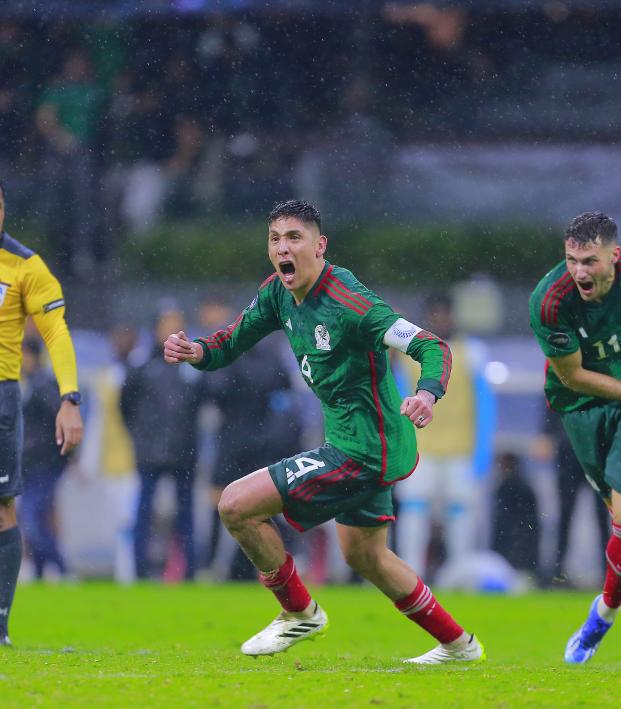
[
  {"xmin": 403, "ymin": 634, "xmax": 486, "ymax": 665},
  {"xmin": 241, "ymin": 602, "xmax": 328, "ymax": 656}
]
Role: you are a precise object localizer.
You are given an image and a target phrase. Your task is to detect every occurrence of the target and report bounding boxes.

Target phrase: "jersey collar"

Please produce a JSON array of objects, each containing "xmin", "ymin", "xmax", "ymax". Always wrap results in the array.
[{"xmin": 311, "ymin": 261, "xmax": 333, "ymax": 298}]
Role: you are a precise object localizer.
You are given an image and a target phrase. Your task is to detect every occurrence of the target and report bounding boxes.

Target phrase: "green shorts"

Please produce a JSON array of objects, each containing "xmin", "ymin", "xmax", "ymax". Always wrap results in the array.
[
  {"xmin": 268, "ymin": 443, "xmax": 398, "ymax": 532},
  {"xmin": 561, "ymin": 403, "xmax": 621, "ymax": 501}
]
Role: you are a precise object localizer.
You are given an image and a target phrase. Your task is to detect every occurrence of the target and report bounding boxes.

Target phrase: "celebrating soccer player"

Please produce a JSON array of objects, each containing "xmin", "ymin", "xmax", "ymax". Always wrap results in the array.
[
  {"xmin": 530, "ymin": 211, "xmax": 621, "ymax": 663},
  {"xmin": 164, "ymin": 200, "xmax": 485, "ymax": 664},
  {"xmin": 0, "ymin": 182, "xmax": 83, "ymax": 646}
]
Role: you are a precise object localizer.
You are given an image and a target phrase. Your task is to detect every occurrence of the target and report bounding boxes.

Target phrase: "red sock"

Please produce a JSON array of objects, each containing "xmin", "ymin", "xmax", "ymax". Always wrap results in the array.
[
  {"xmin": 395, "ymin": 577, "xmax": 464, "ymax": 644},
  {"xmin": 603, "ymin": 523, "xmax": 621, "ymax": 609},
  {"xmin": 258, "ymin": 553, "xmax": 312, "ymax": 613}
]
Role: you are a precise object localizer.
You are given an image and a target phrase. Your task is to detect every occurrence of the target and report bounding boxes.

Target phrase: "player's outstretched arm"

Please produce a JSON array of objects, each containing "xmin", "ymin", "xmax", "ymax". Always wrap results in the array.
[
  {"xmin": 400, "ymin": 390, "xmax": 436, "ymax": 429},
  {"xmin": 550, "ymin": 350, "xmax": 621, "ymax": 401},
  {"xmin": 164, "ymin": 330, "xmax": 203, "ymax": 365}
]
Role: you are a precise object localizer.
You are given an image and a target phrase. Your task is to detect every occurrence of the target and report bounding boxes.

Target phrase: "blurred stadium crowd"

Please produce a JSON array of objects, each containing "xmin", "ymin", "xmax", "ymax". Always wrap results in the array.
[
  {"xmin": 2, "ymin": 4, "xmax": 621, "ymax": 276},
  {"xmin": 3, "ymin": 2, "xmax": 618, "ymax": 590}
]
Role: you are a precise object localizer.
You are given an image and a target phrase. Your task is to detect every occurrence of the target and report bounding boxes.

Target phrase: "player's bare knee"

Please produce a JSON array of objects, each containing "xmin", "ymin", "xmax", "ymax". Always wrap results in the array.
[
  {"xmin": 218, "ymin": 484, "xmax": 246, "ymax": 530},
  {"xmin": 342, "ymin": 545, "xmax": 378, "ymax": 575}
]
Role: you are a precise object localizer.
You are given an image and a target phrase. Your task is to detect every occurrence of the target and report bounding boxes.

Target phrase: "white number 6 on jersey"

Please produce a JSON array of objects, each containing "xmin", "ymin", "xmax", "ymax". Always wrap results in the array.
[{"xmin": 300, "ymin": 354, "xmax": 314, "ymax": 383}]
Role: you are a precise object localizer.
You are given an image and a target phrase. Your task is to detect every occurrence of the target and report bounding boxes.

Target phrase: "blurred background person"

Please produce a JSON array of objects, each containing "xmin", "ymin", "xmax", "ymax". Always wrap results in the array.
[
  {"xmin": 74, "ymin": 322, "xmax": 141, "ymax": 583},
  {"xmin": 195, "ymin": 294, "xmax": 304, "ymax": 580},
  {"xmin": 121, "ymin": 301, "xmax": 208, "ymax": 581},
  {"xmin": 491, "ymin": 451, "xmax": 540, "ymax": 582},
  {"xmin": 19, "ymin": 337, "xmax": 68, "ymax": 580},
  {"xmin": 532, "ymin": 404, "xmax": 610, "ymax": 588},
  {"xmin": 35, "ymin": 46, "xmax": 106, "ymax": 278},
  {"xmin": 393, "ymin": 293, "xmax": 495, "ymax": 582}
]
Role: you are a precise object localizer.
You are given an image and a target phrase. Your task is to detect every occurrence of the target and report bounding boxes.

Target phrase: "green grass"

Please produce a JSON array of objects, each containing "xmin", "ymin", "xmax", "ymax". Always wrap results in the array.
[{"xmin": 2, "ymin": 583, "xmax": 619, "ymax": 708}]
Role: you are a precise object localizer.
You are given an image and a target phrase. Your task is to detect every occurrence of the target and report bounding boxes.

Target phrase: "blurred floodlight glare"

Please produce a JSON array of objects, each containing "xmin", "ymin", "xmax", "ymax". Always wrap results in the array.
[{"xmin": 484, "ymin": 360, "xmax": 509, "ymax": 385}]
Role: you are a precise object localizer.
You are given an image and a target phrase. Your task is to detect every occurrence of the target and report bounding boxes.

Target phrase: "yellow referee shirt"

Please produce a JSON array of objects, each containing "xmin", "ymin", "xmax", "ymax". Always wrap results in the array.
[{"xmin": 0, "ymin": 232, "xmax": 78, "ymax": 394}]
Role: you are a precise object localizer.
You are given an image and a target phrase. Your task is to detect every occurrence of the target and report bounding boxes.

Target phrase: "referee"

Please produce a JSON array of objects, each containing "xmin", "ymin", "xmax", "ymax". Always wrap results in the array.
[{"xmin": 0, "ymin": 182, "xmax": 83, "ymax": 645}]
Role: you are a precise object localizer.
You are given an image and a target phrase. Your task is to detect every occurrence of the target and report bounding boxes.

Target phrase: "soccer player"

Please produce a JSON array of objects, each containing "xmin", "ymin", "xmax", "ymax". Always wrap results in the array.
[
  {"xmin": 0, "ymin": 182, "xmax": 83, "ymax": 646},
  {"xmin": 164, "ymin": 200, "xmax": 485, "ymax": 664},
  {"xmin": 530, "ymin": 211, "xmax": 621, "ymax": 663}
]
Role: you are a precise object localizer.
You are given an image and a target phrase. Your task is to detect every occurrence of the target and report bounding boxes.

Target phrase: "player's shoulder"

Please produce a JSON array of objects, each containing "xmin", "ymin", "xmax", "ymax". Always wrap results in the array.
[
  {"xmin": 313, "ymin": 262, "xmax": 379, "ymax": 315},
  {"xmin": 259, "ymin": 271, "xmax": 279, "ymax": 291},
  {"xmin": 257, "ymin": 270, "xmax": 285, "ymax": 302},
  {"xmin": 326, "ymin": 264, "xmax": 366, "ymax": 292},
  {"xmin": 531, "ymin": 260, "xmax": 569, "ymax": 298},
  {"xmin": 529, "ymin": 261, "xmax": 577, "ymax": 323},
  {"xmin": 0, "ymin": 231, "xmax": 36, "ymax": 261},
  {"xmin": 252, "ymin": 270, "xmax": 285, "ymax": 313}
]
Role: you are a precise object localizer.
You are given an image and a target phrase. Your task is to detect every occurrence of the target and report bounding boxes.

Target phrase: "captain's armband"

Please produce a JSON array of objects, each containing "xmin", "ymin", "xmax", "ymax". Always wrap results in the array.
[{"xmin": 383, "ymin": 318, "xmax": 422, "ymax": 353}]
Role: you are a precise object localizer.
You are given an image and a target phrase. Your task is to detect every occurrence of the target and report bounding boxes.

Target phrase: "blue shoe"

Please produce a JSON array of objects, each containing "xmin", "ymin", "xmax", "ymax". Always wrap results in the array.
[{"xmin": 564, "ymin": 595, "xmax": 613, "ymax": 664}]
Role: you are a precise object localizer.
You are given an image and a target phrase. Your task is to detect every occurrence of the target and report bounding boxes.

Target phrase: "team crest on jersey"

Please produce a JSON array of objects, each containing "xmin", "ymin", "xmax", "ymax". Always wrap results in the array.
[
  {"xmin": 315, "ymin": 324, "xmax": 331, "ymax": 351},
  {"xmin": 0, "ymin": 282, "xmax": 8, "ymax": 307}
]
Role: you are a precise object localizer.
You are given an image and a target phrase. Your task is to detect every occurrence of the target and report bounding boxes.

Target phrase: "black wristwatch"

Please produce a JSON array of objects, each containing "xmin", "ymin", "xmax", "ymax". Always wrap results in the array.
[{"xmin": 60, "ymin": 391, "xmax": 82, "ymax": 406}]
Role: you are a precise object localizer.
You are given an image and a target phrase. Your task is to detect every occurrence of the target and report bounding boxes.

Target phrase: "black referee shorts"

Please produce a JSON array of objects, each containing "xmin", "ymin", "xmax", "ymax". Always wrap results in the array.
[{"xmin": 0, "ymin": 381, "xmax": 23, "ymax": 498}]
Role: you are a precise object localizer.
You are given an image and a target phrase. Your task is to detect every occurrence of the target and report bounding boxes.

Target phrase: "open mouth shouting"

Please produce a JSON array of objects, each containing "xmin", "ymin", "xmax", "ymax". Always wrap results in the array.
[
  {"xmin": 576, "ymin": 279, "xmax": 595, "ymax": 297},
  {"xmin": 279, "ymin": 260, "xmax": 296, "ymax": 285}
]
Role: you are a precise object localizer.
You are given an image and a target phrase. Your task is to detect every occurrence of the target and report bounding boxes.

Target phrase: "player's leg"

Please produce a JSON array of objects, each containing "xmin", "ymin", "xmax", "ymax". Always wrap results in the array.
[
  {"xmin": 602, "ymin": 489, "xmax": 621, "ymax": 610},
  {"xmin": 0, "ymin": 381, "xmax": 24, "ymax": 646},
  {"xmin": 565, "ymin": 489, "xmax": 620, "ymax": 664},
  {"xmin": 563, "ymin": 406, "xmax": 620, "ymax": 663},
  {"xmin": 0, "ymin": 499, "xmax": 21, "ymax": 646},
  {"xmin": 218, "ymin": 466, "xmax": 325, "ymax": 656},
  {"xmin": 336, "ymin": 522, "xmax": 485, "ymax": 665},
  {"xmin": 218, "ymin": 467, "xmax": 287, "ymax": 571}
]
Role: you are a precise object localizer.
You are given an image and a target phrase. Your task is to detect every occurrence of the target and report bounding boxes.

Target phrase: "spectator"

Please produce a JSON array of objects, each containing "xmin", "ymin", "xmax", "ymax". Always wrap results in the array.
[
  {"xmin": 393, "ymin": 293, "xmax": 495, "ymax": 580},
  {"xmin": 19, "ymin": 337, "xmax": 68, "ymax": 580},
  {"xmin": 103, "ymin": 75, "xmax": 173, "ymax": 234},
  {"xmin": 82, "ymin": 323, "xmax": 141, "ymax": 583},
  {"xmin": 121, "ymin": 301, "xmax": 208, "ymax": 580},
  {"xmin": 491, "ymin": 451, "xmax": 539, "ymax": 578},
  {"xmin": 35, "ymin": 46, "xmax": 106, "ymax": 277},
  {"xmin": 533, "ymin": 404, "xmax": 610, "ymax": 587}
]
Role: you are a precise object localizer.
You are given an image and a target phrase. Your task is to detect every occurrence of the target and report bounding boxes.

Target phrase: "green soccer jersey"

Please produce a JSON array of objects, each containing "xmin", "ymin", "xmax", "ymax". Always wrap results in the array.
[
  {"xmin": 194, "ymin": 261, "xmax": 451, "ymax": 484},
  {"xmin": 529, "ymin": 260, "xmax": 621, "ymax": 412}
]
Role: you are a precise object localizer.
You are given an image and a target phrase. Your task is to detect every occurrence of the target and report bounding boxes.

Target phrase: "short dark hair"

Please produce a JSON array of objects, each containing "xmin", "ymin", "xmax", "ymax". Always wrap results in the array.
[
  {"xmin": 564, "ymin": 211, "xmax": 618, "ymax": 246},
  {"xmin": 268, "ymin": 200, "xmax": 321, "ymax": 232}
]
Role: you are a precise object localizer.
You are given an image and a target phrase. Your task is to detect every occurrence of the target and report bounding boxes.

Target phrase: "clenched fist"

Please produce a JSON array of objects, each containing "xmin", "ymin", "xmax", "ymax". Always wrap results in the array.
[{"xmin": 164, "ymin": 330, "xmax": 203, "ymax": 365}]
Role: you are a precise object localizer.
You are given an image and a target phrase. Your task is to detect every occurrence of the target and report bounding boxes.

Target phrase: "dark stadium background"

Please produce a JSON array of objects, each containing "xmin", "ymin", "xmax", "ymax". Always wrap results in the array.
[{"xmin": 2, "ymin": 0, "xmax": 618, "ymax": 585}]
